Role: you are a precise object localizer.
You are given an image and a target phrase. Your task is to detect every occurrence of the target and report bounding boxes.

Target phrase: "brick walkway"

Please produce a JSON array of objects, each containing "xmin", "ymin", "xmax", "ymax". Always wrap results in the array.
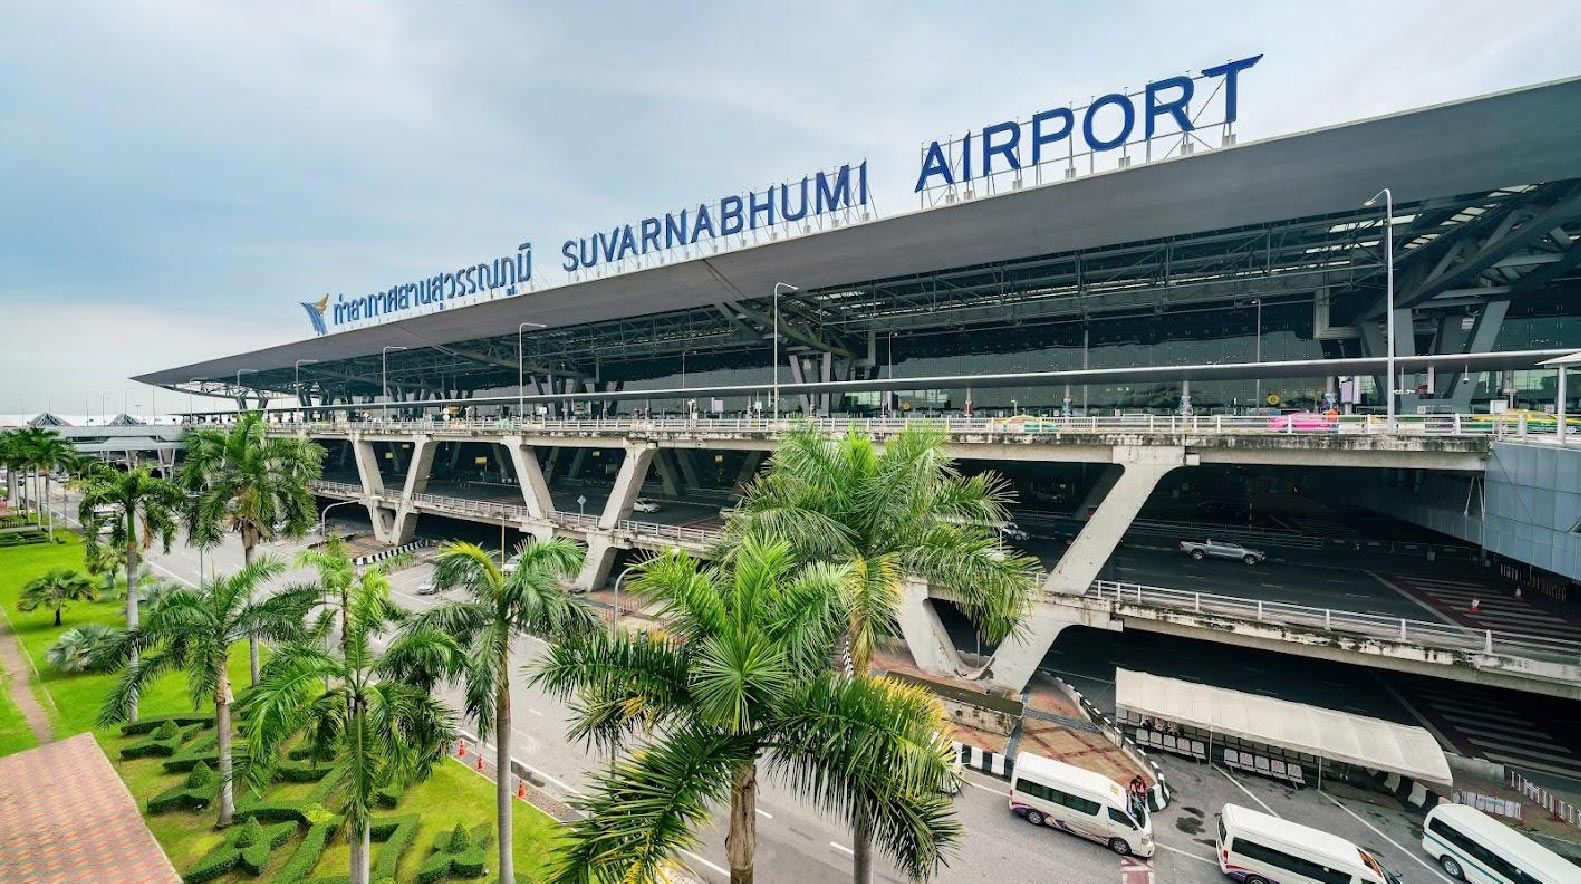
[
  {"xmin": 0, "ymin": 733, "xmax": 180, "ymax": 883},
  {"xmin": 0, "ymin": 612, "xmax": 51, "ymax": 745}
]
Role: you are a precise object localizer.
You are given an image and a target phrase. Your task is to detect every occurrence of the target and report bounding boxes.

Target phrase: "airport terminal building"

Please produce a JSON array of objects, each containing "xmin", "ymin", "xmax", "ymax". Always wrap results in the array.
[{"xmin": 137, "ymin": 75, "xmax": 1581, "ymax": 599}]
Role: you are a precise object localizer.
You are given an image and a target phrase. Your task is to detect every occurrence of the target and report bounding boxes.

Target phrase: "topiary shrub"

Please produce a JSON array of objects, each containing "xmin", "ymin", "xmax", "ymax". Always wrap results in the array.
[
  {"xmin": 275, "ymin": 819, "xmax": 339, "ymax": 884},
  {"xmin": 417, "ymin": 821, "xmax": 493, "ymax": 882},
  {"xmin": 182, "ymin": 818, "xmax": 296, "ymax": 883},
  {"xmin": 147, "ymin": 760, "xmax": 220, "ymax": 815}
]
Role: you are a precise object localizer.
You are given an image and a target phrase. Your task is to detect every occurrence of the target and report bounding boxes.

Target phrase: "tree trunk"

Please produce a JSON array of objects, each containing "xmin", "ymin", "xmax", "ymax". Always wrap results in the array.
[
  {"xmin": 243, "ymin": 537, "xmax": 260, "ymax": 685},
  {"xmin": 5, "ymin": 467, "xmax": 18, "ymax": 517},
  {"xmin": 852, "ymin": 809, "xmax": 874, "ymax": 884},
  {"xmin": 54, "ymin": 609, "xmax": 61, "ymax": 627},
  {"xmin": 496, "ymin": 673, "xmax": 514, "ymax": 884},
  {"xmin": 728, "ymin": 759, "xmax": 758, "ymax": 884},
  {"xmin": 216, "ymin": 676, "xmax": 234, "ymax": 827},
  {"xmin": 43, "ymin": 474, "xmax": 52, "ymax": 541},
  {"xmin": 349, "ymin": 819, "xmax": 369, "ymax": 884},
  {"xmin": 126, "ymin": 528, "xmax": 141, "ymax": 725}
]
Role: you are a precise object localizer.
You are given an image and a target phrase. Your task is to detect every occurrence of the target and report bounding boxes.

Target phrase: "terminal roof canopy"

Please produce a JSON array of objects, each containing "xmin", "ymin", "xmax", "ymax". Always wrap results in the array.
[
  {"xmin": 1114, "ymin": 668, "xmax": 1452, "ymax": 786},
  {"xmin": 137, "ymin": 76, "xmax": 1581, "ymax": 392}
]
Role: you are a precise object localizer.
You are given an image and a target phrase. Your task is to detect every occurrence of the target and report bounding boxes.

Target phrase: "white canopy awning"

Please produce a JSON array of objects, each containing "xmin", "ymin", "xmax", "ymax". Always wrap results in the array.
[{"xmin": 1115, "ymin": 669, "xmax": 1452, "ymax": 786}]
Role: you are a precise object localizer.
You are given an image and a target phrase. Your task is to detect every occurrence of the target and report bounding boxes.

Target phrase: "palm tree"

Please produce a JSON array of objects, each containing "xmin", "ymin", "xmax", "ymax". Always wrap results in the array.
[
  {"xmin": 241, "ymin": 567, "xmax": 455, "ymax": 884},
  {"xmin": 0, "ymin": 430, "xmax": 26, "ymax": 518},
  {"xmin": 17, "ymin": 568, "xmax": 98, "ymax": 626},
  {"xmin": 394, "ymin": 538, "xmax": 590, "ymax": 884},
  {"xmin": 719, "ymin": 424, "xmax": 1037, "ymax": 882},
  {"xmin": 98, "ymin": 557, "xmax": 319, "ymax": 827},
  {"xmin": 16, "ymin": 427, "xmax": 73, "ymax": 539},
  {"xmin": 180, "ymin": 411, "xmax": 324, "ymax": 685},
  {"xmin": 77, "ymin": 464, "xmax": 184, "ymax": 723},
  {"xmin": 531, "ymin": 540, "xmax": 961, "ymax": 884}
]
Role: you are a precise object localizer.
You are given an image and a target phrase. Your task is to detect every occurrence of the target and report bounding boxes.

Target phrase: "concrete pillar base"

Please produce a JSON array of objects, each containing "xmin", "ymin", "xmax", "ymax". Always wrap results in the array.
[
  {"xmin": 575, "ymin": 536, "xmax": 619, "ymax": 591},
  {"xmin": 896, "ymin": 579, "xmax": 968, "ymax": 676}
]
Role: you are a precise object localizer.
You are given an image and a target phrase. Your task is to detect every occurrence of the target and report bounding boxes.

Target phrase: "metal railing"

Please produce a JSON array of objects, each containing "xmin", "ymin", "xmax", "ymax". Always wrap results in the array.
[
  {"xmin": 314, "ymin": 480, "xmax": 363, "ymax": 497},
  {"xmin": 616, "ymin": 520, "xmax": 714, "ymax": 547},
  {"xmin": 1087, "ymin": 579, "xmax": 1581, "ymax": 669},
  {"xmin": 269, "ymin": 412, "xmax": 1539, "ymax": 440}
]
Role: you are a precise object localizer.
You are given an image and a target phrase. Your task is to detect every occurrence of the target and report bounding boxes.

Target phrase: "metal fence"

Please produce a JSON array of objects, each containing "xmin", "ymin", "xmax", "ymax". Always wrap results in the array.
[
  {"xmin": 270, "ymin": 412, "xmax": 1548, "ymax": 439},
  {"xmin": 1088, "ymin": 579, "xmax": 1581, "ymax": 668}
]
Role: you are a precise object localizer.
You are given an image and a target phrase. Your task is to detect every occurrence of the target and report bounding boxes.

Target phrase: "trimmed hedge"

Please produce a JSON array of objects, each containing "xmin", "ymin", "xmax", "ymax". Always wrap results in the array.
[
  {"xmin": 120, "ymin": 713, "xmax": 214, "ymax": 736},
  {"xmin": 182, "ymin": 818, "xmax": 297, "ymax": 883},
  {"xmin": 275, "ymin": 819, "xmax": 340, "ymax": 884},
  {"xmin": 147, "ymin": 761, "xmax": 218, "ymax": 815},
  {"xmin": 417, "ymin": 822, "xmax": 493, "ymax": 883},
  {"xmin": 369, "ymin": 814, "xmax": 422, "ymax": 883},
  {"xmin": 121, "ymin": 722, "xmax": 206, "ymax": 760}
]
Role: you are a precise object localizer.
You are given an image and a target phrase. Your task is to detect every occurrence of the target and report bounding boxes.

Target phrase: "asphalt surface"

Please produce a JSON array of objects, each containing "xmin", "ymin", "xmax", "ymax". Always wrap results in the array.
[{"xmin": 114, "ymin": 518, "xmax": 1461, "ymax": 884}]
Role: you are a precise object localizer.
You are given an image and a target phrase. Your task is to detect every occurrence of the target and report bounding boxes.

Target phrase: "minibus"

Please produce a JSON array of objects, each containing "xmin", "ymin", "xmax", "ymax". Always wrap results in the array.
[
  {"xmin": 1008, "ymin": 752, "xmax": 1154, "ymax": 857},
  {"xmin": 1216, "ymin": 803, "xmax": 1399, "ymax": 883},
  {"xmin": 1422, "ymin": 803, "xmax": 1577, "ymax": 883}
]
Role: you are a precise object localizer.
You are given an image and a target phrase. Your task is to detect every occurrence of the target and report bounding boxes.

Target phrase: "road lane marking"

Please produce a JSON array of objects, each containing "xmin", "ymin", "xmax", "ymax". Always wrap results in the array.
[
  {"xmin": 1318, "ymin": 791, "xmax": 1451, "ymax": 882},
  {"xmin": 1120, "ymin": 855, "xmax": 1154, "ymax": 883},
  {"xmin": 146, "ymin": 559, "xmax": 198, "ymax": 588},
  {"xmin": 829, "ymin": 841, "xmax": 854, "ymax": 855},
  {"xmin": 1213, "ymin": 766, "xmax": 1278, "ymax": 816},
  {"xmin": 755, "ymin": 808, "xmax": 773, "ymax": 819},
  {"xmin": 680, "ymin": 849, "xmax": 730, "ymax": 877},
  {"xmin": 964, "ymin": 778, "xmax": 1009, "ymax": 797},
  {"xmin": 1156, "ymin": 842, "xmax": 1216, "ymax": 865}
]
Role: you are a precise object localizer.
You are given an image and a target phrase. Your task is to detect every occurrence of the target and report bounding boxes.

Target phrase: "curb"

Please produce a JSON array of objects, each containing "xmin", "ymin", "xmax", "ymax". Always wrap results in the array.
[
  {"xmin": 354, "ymin": 539, "xmax": 432, "ymax": 566},
  {"xmin": 1050, "ymin": 677, "xmax": 1172, "ymax": 811}
]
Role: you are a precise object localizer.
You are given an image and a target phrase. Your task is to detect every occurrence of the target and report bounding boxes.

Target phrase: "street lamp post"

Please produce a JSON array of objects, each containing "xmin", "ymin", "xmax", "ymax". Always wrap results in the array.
[
  {"xmin": 516, "ymin": 322, "xmax": 545, "ymax": 420},
  {"xmin": 611, "ymin": 564, "xmax": 640, "ymax": 625},
  {"xmin": 1365, "ymin": 188, "xmax": 1396, "ymax": 431},
  {"xmin": 381, "ymin": 346, "xmax": 407, "ymax": 422},
  {"xmin": 319, "ymin": 499, "xmax": 361, "ymax": 539},
  {"xmin": 295, "ymin": 359, "xmax": 320, "ymax": 421},
  {"xmin": 772, "ymin": 282, "xmax": 798, "ymax": 420}
]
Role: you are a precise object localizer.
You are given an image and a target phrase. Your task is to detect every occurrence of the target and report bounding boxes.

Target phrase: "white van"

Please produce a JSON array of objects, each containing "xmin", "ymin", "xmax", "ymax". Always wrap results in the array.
[
  {"xmin": 1422, "ymin": 803, "xmax": 1577, "ymax": 884},
  {"xmin": 1216, "ymin": 803, "xmax": 1399, "ymax": 884},
  {"xmin": 1008, "ymin": 752, "xmax": 1154, "ymax": 857}
]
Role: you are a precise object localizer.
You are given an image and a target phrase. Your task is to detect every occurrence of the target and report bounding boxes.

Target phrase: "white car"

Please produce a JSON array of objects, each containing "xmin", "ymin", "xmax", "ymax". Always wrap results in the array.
[
  {"xmin": 1178, "ymin": 539, "xmax": 1266, "ymax": 564},
  {"xmin": 632, "ymin": 499, "xmax": 662, "ymax": 513}
]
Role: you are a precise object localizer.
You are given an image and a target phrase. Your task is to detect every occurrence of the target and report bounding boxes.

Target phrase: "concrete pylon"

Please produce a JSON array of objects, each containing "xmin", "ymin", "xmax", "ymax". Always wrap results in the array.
[
  {"xmin": 672, "ymin": 449, "xmax": 703, "ymax": 489},
  {"xmin": 987, "ymin": 445, "xmax": 1184, "ymax": 692},
  {"xmin": 351, "ymin": 439, "xmax": 395, "ymax": 543},
  {"xmin": 652, "ymin": 450, "xmax": 683, "ymax": 497},
  {"xmin": 503, "ymin": 435, "xmax": 554, "ymax": 519},
  {"xmin": 390, "ymin": 436, "xmax": 437, "ymax": 545},
  {"xmin": 733, "ymin": 451, "xmax": 766, "ymax": 490},
  {"xmin": 598, "ymin": 444, "xmax": 657, "ymax": 530},
  {"xmin": 566, "ymin": 448, "xmax": 589, "ymax": 483},
  {"xmin": 574, "ymin": 535, "xmax": 619, "ymax": 591},
  {"xmin": 895, "ymin": 579, "xmax": 969, "ymax": 675}
]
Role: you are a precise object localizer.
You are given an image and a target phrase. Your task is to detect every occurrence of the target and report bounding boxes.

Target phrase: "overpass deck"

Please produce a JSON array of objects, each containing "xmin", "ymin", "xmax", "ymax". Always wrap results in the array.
[{"xmin": 280, "ymin": 414, "xmax": 1496, "ymax": 470}]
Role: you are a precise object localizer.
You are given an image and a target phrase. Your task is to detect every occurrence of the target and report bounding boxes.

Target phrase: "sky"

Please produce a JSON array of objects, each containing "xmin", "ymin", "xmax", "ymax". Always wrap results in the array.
[{"xmin": 1, "ymin": 1, "xmax": 1579, "ymax": 416}]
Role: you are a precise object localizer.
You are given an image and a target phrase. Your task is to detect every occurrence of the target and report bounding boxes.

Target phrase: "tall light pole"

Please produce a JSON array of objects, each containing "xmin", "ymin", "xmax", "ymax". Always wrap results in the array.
[
  {"xmin": 517, "ymin": 322, "xmax": 545, "ymax": 419},
  {"xmin": 1365, "ymin": 188, "xmax": 1396, "ymax": 431},
  {"xmin": 235, "ymin": 369, "xmax": 258, "ymax": 413},
  {"xmin": 381, "ymin": 346, "xmax": 407, "ymax": 422},
  {"xmin": 187, "ymin": 379, "xmax": 203, "ymax": 421},
  {"xmin": 1252, "ymin": 298, "xmax": 1262, "ymax": 405},
  {"xmin": 295, "ymin": 359, "xmax": 319, "ymax": 421},
  {"xmin": 319, "ymin": 499, "xmax": 361, "ymax": 538},
  {"xmin": 772, "ymin": 282, "xmax": 798, "ymax": 420}
]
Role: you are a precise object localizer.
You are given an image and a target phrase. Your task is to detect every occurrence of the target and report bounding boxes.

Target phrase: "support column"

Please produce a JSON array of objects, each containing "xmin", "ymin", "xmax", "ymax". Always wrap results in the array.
[
  {"xmin": 543, "ymin": 448, "xmax": 562, "ymax": 483},
  {"xmin": 672, "ymin": 449, "xmax": 702, "ymax": 490},
  {"xmin": 566, "ymin": 448, "xmax": 589, "ymax": 483},
  {"xmin": 733, "ymin": 451, "xmax": 766, "ymax": 490},
  {"xmin": 598, "ymin": 444, "xmax": 657, "ymax": 529},
  {"xmin": 503, "ymin": 436, "xmax": 555, "ymax": 519},
  {"xmin": 574, "ymin": 536, "xmax": 620, "ymax": 591},
  {"xmin": 390, "ymin": 436, "xmax": 436, "ymax": 545},
  {"xmin": 988, "ymin": 446, "xmax": 1183, "ymax": 692},
  {"xmin": 653, "ymin": 450, "xmax": 683, "ymax": 497},
  {"xmin": 1443, "ymin": 300, "xmax": 1510, "ymax": 412},
  {"xmin": 895, "ymin": 579, "xmax": 968, "ymax": 675},
  {"xmin": 351, "ymin": 439, "xmax": 395, "ymax": 544}
]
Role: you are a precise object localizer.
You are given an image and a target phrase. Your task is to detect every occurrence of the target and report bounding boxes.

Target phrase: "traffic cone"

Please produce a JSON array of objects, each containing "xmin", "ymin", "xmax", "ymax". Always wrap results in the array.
[
  {"xmin": 1514, "ymin": 585, "xmax": 1524, "ymax": 600},
  {"xmin": 517, "ymin": 779, "xmax": 527, "ymax": 800},
  {"xmin": 457, "ymin": 742, "xmax": 467, "ymax": 759},
  {"xmin": 1470, "ymin": 597, "xmax": 1481, "ymax": 613},
  {"xmin": 475, "ymin": 755, "xmax": 485, "ymax": 772}
]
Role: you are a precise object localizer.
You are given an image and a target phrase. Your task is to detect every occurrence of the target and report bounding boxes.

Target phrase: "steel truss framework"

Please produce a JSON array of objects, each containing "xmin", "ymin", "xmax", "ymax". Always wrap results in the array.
[{"xmin": 183, "ymin": 180, "xmax": 1581, "ymax": 406}]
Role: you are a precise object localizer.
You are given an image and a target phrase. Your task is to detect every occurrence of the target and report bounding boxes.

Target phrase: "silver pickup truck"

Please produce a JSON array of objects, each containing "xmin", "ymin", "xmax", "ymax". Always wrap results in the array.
[{"xmin": 1178, "ymin": 539, "xmax": 1266, "ymax": 564}]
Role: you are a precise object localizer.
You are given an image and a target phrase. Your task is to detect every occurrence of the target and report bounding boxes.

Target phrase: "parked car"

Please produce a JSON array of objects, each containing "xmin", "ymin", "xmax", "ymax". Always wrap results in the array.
[
  {"xmin": 1178, "ymin": 539, "xmax": 1266, "ymax": 564},
  {"xmin": 632, "ymin": 498, "xmax": 662, "ymax": 513},
  {"xmin": 998, "ymin": 521, "xmax": 1030, "ymax": 542},
  {"xmin": 415, "ymin": 580, "xmax": 439, "ymax": 596}
]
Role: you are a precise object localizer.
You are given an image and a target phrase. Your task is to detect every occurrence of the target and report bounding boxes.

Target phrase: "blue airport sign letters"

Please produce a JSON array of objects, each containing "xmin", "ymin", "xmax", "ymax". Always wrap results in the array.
[
  {"xmin": 560, "ymin": 162, "xmax": 869, "ymax": 273},
  {"xmin": 303, "ymin": 242, "xmax": 533, "ymax": 335},
  {"xmin": 913, "ymin": 54, "xmax": 1261, "ymax": 192}
]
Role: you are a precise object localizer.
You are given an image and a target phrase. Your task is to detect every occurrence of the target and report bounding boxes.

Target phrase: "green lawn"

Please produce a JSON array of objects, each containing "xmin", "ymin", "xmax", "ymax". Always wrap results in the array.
[{"xmin": 0, "ymin": 533, "xmax": 566, "ymax": 882}]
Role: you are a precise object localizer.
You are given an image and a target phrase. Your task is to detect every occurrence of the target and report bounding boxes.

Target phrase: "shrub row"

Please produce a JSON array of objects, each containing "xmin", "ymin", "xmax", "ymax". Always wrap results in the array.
[
  {"xmin": 274, "ymin": 819, "xmax": 340, "ymax": 883},
  {"xmin": 369, "ymin": 814, "xmax": 423, "ymax": 882},
  {"xmin": 147, "ymin": 761, "xmax": 218, "ymax": 815},
  {"xmin": 120, "ymin": 713, "xmax": 213, "ymax": 736},
  {"xmin": 121, "ymin": 722, "xmax": 207, "ymax": 760},
  {"xmin": 182, "ymin": 817, "xmax": 297, "ymax": 883}
]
